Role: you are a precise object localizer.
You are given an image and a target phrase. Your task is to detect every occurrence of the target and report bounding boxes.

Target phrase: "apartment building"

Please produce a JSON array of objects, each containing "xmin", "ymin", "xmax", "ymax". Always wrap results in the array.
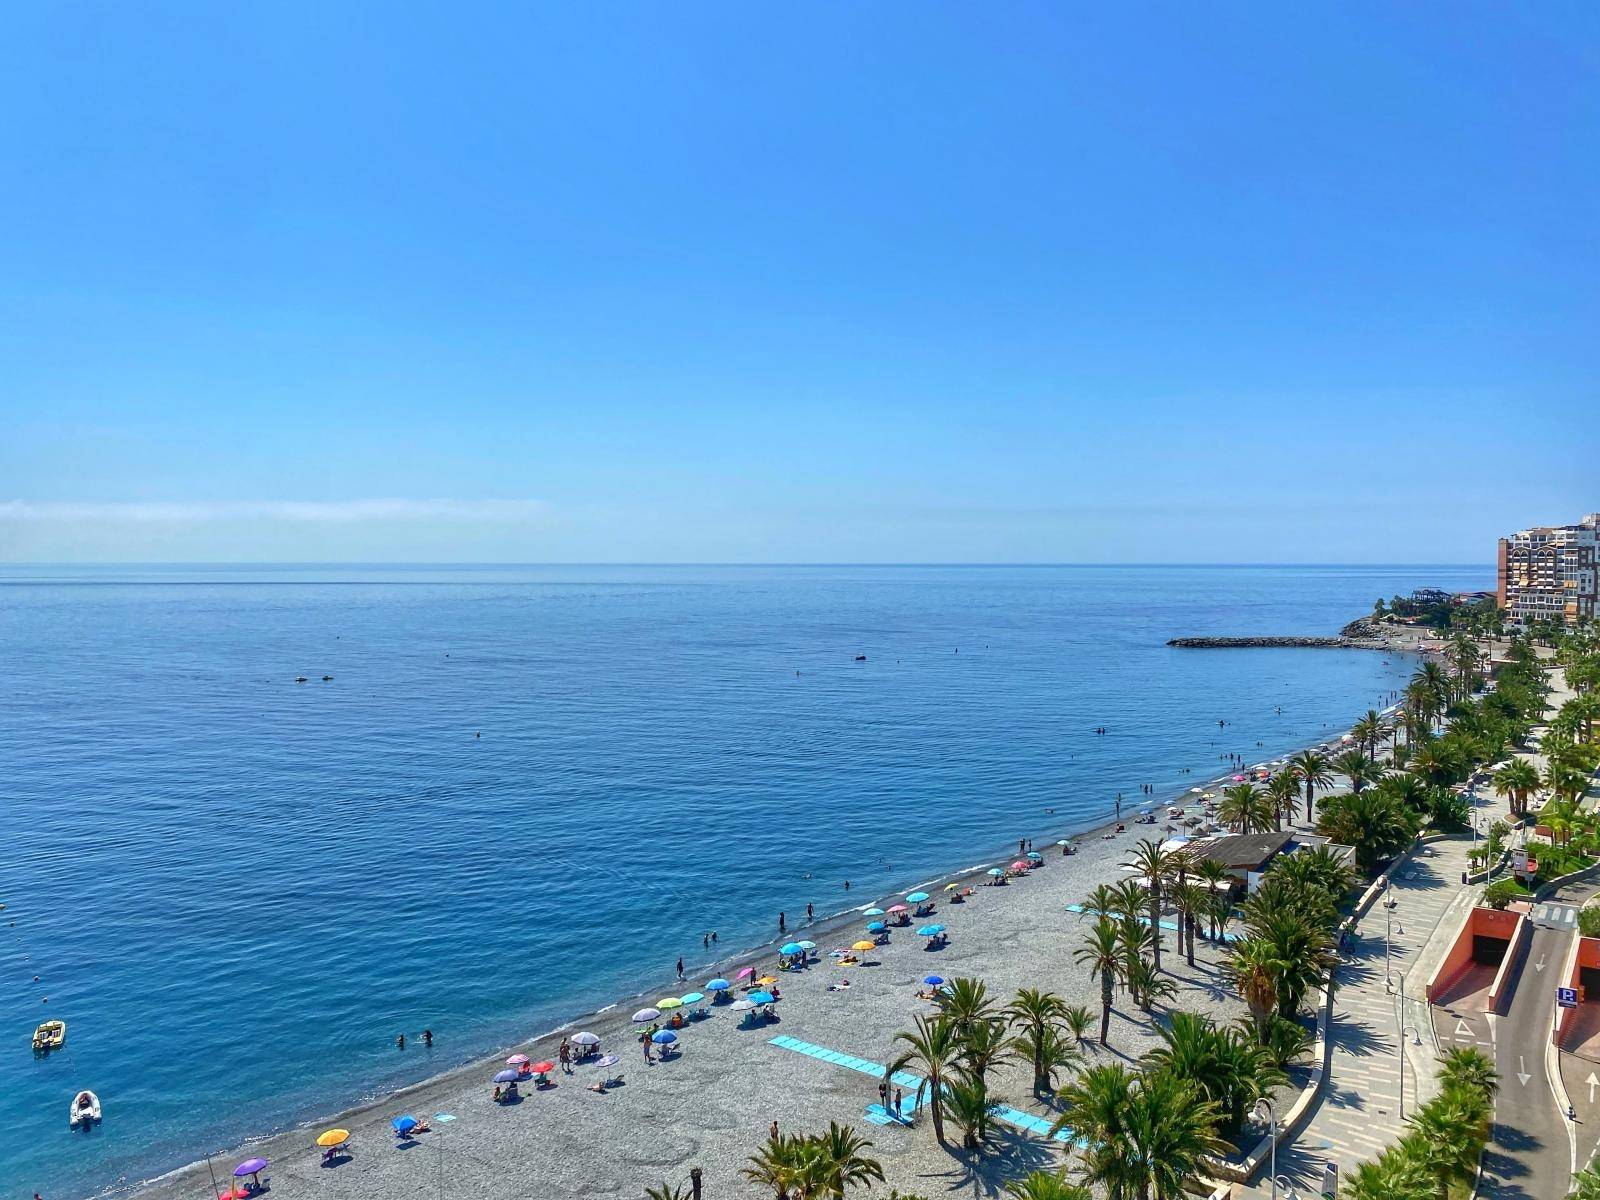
[{"xmin": 1497, "ymin": 512, "xmax": 1600, "ymax": 626}]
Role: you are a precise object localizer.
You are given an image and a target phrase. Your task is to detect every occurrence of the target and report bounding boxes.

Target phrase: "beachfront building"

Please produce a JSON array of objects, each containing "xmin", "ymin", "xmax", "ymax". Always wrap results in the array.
[
  {"xmin": 1497, "ymin": 513, "xmax": 1600, "ymax": 627},
  {"xmin": 1186, "ymin": 830, "xmax": 1355, "ymax": 894}
]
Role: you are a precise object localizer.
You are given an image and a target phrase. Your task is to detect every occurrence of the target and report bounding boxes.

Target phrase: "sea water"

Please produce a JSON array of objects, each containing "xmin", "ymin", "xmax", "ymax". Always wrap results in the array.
[{"xmin": 0, "ymin": 563, "xmax": 1487, "ymax": 1197}]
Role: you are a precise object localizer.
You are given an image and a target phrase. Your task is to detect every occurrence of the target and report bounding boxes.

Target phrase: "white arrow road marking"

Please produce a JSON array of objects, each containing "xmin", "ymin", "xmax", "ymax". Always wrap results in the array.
[
  {"xmin": 1518, "ymin": 1055, "xmax": 1531, "ymax": 1086},
  {"xmin": 1588, "ymin": 1072, "xmax": 1598, "ymax": 1104},
  {"xmin": 1536, "ymin": 954, "xmax": 1548, "ymax": 972}
]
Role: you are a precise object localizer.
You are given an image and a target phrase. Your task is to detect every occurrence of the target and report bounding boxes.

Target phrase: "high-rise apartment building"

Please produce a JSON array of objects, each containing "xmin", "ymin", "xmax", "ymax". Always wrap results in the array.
[{"xmin": 1497, "ymin": 513, "xmax": 1600, "ymax": 626}]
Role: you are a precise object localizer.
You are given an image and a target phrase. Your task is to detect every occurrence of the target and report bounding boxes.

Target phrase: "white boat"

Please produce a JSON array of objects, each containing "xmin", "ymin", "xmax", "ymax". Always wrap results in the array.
[{"xmin": 69, "ymin": 1090, "xmax": 100, "ymax": 1130}]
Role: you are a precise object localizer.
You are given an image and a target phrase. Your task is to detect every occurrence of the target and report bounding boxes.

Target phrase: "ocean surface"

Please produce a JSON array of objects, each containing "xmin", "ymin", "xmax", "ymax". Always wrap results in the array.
[{"xmin": 0, "ymin": 563, "xmax": 1488, "ymax": 1198}]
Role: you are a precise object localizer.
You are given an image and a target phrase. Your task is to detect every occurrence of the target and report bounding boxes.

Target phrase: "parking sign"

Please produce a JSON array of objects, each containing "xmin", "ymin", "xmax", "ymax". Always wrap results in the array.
[{"xmin": 1559, "ymin": 987, "xmax": 1579, "ymax": 1009}]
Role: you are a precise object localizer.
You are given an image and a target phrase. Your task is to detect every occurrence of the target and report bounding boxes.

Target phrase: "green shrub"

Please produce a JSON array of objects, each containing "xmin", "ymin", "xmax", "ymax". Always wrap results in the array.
[
  {"xmin": 1483, "ymin": 879, "xmax": 1526, "ymax": 910},
  {"xmin": 1580, "ymin": 907, "xmax": 1600, "ymax": 938}
]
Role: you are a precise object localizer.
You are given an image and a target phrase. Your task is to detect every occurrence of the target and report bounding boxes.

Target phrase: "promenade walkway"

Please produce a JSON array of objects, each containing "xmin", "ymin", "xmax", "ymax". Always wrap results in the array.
[{"xmin": 1234, "ymin": 786, "xmax": 1512, "ymax": 1198}]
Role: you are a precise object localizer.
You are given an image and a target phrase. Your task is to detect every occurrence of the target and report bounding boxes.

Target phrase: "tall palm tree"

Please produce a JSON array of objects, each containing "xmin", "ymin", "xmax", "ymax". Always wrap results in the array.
[
  {"xmin": 1128, "ymin": 837, "xmax": 1174, "ymax": 969},
  {"xmin": 1142, "ymin": 1011, "xmax": 1284, "ymax": 1135},
  {"xmin": 1266, "ymin": 771, "xmax": 1301, "ymax": 831},
  {"xmin": 1493, "ymin": 758, "xmax": 1540, "ymax": 818},
  {"xmin": 1343, "ymin": 1148, "xmax": 1435, "ymax": 1200},
  {"xmin": 1331, "ymin": 748, "xmax": 1380, "ymax": 796},
  {"xmin": 1318, "ymin": 790, "xmax": 1417, "ymax": 873},
  {"xmin": 1084, "ymin": 882, "xmax": 1121, "ymax": 919},
  {"xmin": 743, "ymin": 1132, "xmax": 808, "ymax": 1199},
  {"xmin": 812, "ymin": 1121, "xmax": 885, "ymax": 1198},
  {"xmin": 1408, "ymin": 1085, "xmax": 1489, "ymax": 1200},
  {"xmin": 1073, "ymin": 918, "xmax": 1122, "ymax": 1047},
  {"xmin": 1009, "ymin": 1019, "xmax": 1079, "ymax": 1095},
  {"xmin": 1192, "ymin": 858, "xmax": 1233, "ymax": 939},
  {"xmin": 1124, "ymin": 955, "xmax": 1177, "ymax": 1012},
  {"xmin": 957, "ymin": 1016, "xmax": 1013, "ymax": 1084},
  {"xmin": 1289, "ymin": 749, "xmax": 1332, "ymax": 824},
  {"xmin": 1047, "ymin": 1061, "xmax": 1136, "ymax": 1145},
  {"xmin": 942, "ymin": 1074, "xmax": 1000, "ymax": 1151},
  {"xmin": 887, "ymin": 1015, "xmax": 961, "ymax": 1145},
  {"xmin": 1064, "ymin": 1067, "xmax": 1229, "ymax": 1200},
  {"xmin": 1218, "ymin": 783, "xmax": 1269, "ymax": 834},
  {"xmin": 1224, "ymin": 937, "xmax": 1285, "ymax": 1040},
  {"xmin": 1005, "ymin": 988, "xmax": 1069, "ymax": 1093},
  {"xmin": 937, "ymin": 977, "xmax": 998, "ymax": 1038},
  {"xmin": 1438, "ymin": 1046, "xmax": 1498, "ymax": 1099},
  {"xmin": 1352, "ymin": 709, "xmax": 1385, "ymax": 759}
]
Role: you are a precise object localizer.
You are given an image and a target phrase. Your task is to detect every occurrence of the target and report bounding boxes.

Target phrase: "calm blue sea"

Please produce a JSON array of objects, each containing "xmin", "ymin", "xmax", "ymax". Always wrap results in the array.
[{"xmin": 0, "ymin": 563, "xmax": 1487, "ymax": 1197}]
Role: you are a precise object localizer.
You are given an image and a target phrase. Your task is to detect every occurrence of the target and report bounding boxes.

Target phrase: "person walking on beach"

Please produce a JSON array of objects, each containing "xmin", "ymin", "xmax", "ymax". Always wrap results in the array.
[
  {"xmin": 894, "ymin": 1086, "xmax": 904, "ymax": 1118},
  {"xmin": 559, "ymin": 1039, "xmax": 572, "ymax": 1073},
  {"xmin": 643, "ymin": 1038, "xmax": 654, "ymax": 1065},
  {"xmin": 878, "ymin": 1080, "xmax": 888, "ymax": 1109}
]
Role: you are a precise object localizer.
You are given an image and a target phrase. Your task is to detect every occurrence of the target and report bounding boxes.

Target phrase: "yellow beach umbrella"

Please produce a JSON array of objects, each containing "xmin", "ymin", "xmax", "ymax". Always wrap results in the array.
[
  {"xmin": 658, "ymin": 997, "xmax": 683, "ymax": 1009},
  {"xmin": 316, "ymin": 1129, "xmax": 350, "ymax": 1148},
  {"xmin": 755, "ymin": 975, "xmax": 778, "ymax": 986},
  {"xmin": 852, "ymin": 940, "xmax": 876, "ymax": 952},
  {"xmin": 944, "ymin": 883, "xmax": 960, "ymax": 891}
]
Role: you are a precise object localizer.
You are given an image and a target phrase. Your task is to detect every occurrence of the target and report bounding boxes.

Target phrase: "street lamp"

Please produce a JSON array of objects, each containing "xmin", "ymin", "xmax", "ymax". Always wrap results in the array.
[{"xmin": 1255, "ymin": 1097, "xmax": 1279, "ymax": 1200}]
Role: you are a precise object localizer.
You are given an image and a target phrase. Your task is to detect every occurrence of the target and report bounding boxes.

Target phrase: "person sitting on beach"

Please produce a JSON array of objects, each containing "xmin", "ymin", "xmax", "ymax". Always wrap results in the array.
[
  {"xmin": 828, "ymin": 978, "xmax": 851, "ymax": 991},
  {"xmin": 412, "ymin": 1117, "xmax": 431, "ymax": 1134},
  {"xmin": 588, "ymin": 1081, "xmax": 608, "ymax": 1094},
  {"xmin": 493, "ymin": 1085, "xmax": 502, "ymax": 1102}
]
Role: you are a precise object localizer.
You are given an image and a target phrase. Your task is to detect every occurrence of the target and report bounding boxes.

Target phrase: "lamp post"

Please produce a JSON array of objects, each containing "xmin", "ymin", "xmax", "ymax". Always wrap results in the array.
[{"xmin": 1255, "ymin": 1097, "xmax": 1279, "ymax": 1200}]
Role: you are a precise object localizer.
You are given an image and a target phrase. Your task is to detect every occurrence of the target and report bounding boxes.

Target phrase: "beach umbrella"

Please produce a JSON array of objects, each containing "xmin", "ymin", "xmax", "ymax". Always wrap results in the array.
[
  {"xmin": 780, "ymin": 942, "xmax": 804, "ymax": 955},
  {"xmin": 735, "ymin": 967, "xmax": 756, "ymax": 980},
  {"xmin": 531, "ymin": 1060, "xmax": 555, "ymax": 1074},
  {"xmin": 851, "ymin": 940, "xmax": 876, "ymax": 951},
  {"xmin": 730, "ymin": 999, "xmax": 755, "ymax": 1011},
  {"xmin": 679, "ymin": 992, "xmax": 705, "ymax": 1005},
  {"xmin": 233, "ymin": 1159, "xmax": 268, "ymax": 1182},
  {"xmin": 944, "ymin": 882, "xmax": 961, "ymax": 891},
  {"xmin": 747, "ymin": 990, "xmax": 776, "ymax": 1004},
  {"xmin": 923, "ymin": 975, "xmax": 944, "ymax": 985},
  {"xmin": 863, "ymin": 907, "xmax": 885, "ymax": 916},
  {"xmin": 1011, "ymin": 860, "xmax": 1030, "ymax": 871},
  {"xmin": 571, "ymin": 1031, "xmax": 601, "ymax": 1046},
  {"xmin": 917, "ymin": 924, "xmax": 945, "ymax": 936},
  {"xmin": 506, "ymin": 1053, "xmax": 530, "ymax": 1066},
  {"xmin": 987, "ymin": 867, "xmax": 1004, "ymax": 877},
  {"xmin": 886, "ymin": 904, "xmax": 908, "ymax": 913},
  {"xmin": 392, "ymin": 1115, "xmax": 418, "ymax": 1136},
  {"xmin": 906, "ymin": 891, "xmax": 930, "ymax": 903},
  {"xmin": 594, "ymin": 1053, "xmax": 620, "ymax": 1068},
  {"xmin": 865, "ymin": 920, "xmax": 885, "ymax": 932},
  {"xmin": 1056, "ymin": 839, "xmax": 1071, "ymax": 846},
  {"xmin": 705, "ymin": 979, "xmax": 731, "ymax": 992},
  {"xmin": 631, "ymin": 1007, "xmax": 661, "ymax": 1023},
  {"xmin": 651, "ymin": 1029, "xmax": 677, "ymax": 1045},
  {"xmin": 658, "ymin": 997, "xmax": 683, "ymax": 1009},
  {"xmin": 316, "ymin": 1130, "xmax": 349, "ymax": 1148},
  {"xmin": 1026, "ymin": 850, "xmax": 1042, "ymax": 860},
  {"xmin": 1190, "ymin": 787, "xmax": 1203, "ymax": 793},
  {"xmin": 753, "ymin": 976, "xmax": 775, "ymax": 987},
  {"xmin": 796, "ymin": 940, "xmax": 816, "ymax": 950},
  {"xmin": 493, "ymin": 1069, "xmax": 519, "ymax": 1083}
]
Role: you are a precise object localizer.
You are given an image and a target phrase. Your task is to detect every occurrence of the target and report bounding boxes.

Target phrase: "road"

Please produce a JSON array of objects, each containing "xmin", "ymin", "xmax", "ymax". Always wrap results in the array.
[{"xmin": 1484, "ymin": 884, "xmax": 1600, "ymax": 1199}]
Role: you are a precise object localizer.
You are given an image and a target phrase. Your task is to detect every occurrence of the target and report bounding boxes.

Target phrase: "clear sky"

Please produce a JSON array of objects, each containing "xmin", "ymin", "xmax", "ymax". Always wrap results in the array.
[{"xmin": 2, "ymin": 2, "xmax": 1595, "ymax": 564}]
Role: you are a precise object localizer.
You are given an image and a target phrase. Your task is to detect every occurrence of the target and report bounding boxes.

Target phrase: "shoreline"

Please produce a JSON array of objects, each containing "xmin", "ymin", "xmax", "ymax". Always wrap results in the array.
[{"xmin": 117, "ymin": 626, "xmax": 1442, "ymax": 1200}]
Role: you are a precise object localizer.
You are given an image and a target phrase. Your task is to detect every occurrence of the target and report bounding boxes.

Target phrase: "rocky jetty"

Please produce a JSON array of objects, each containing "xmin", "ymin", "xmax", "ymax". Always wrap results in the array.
[{"xmin": 1166, "ymin": 636, "xmax": 1347, "ymax": 648}]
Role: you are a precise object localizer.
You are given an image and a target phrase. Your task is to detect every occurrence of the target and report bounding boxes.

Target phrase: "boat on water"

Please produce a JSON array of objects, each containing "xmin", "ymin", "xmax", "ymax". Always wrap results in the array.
[
  {"xmin": 69, "ymin": 1090, "xmax": 101, "ymax": 1130},
  {"xmin": 33, "ymin": 1020, "xmax": 66, "ymax": 1053}
]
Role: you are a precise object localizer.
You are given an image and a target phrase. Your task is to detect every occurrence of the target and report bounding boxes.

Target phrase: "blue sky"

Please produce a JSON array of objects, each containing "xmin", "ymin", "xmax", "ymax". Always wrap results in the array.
[{"xmin": 2, "ymin": 2, "xmax": 1595, "ymax": 563}]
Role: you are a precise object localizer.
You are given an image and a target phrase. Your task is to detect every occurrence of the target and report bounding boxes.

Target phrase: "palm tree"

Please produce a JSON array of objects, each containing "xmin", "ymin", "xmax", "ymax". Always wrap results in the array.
[
  {"xmin": 1218, "ymin": 782, "xmax": 1270, "ymax": 834},
  {"xmin": 1493, "ymin": 758, "xmax": 1540, "ymax": 818},
  {"xmin": 1128, "ymin": 837, "xmax": 1174, "ymax": 969},
  {"xmin": 1115, "ymin": 912, "xmax": 1154, "ymax": 987},
  {"xmin": 1003, "ymin": 1172, "xmax": 1091, "ymax": 1200},
  {"xmin": 1142, "ymin": 1011, "xmax": 1284, "ymax": 1135},
  {"xmin": 942, "ymin": 1074, "xmax": 1000, "ymax": 1150},
  {"xmin": 1343, "ymin": 1148, "xmax": 1435, "ymax": 1200},
  {"xmin": 1084, "ymin": 882, "xmax": 1120, "ymax": 919},
  {"xmin": 1005, "ymin": 988, "xmax": 1069, "ymax": 1092},
  {"xmin": 1192, "ymin": 858, "xmax": 1233, "ymax": 939},
  {"xmin": 1069, "ymin": 1068, "xmax": 1229, "ymax": 1200},
  {"xmin": 812, "ymin": 1121, "xmax": 885, "ymax": 1197},
  {"xmin": 1009, "ymin": 1018, "xmax": 1079, "ymax": 1095},
  {"xmin": 1224, "ymin": 937, "xmax": 1285, "ymax": 1040},
  {"xmin": 1266, "ymin": 771, "xmax": 1301, "ymax": 831},
  {"xmin": 1108, "ymin": 878, "xmax": 1147, "ymax": 922},
  {"xmin": 645, "ymin": 1184, "xmax": 693, "ymax": 1200},
  {"xmin": 1331, "ymin": 748, "xmax": 1380, "ymax": 795},
  {"xmin": 1407, "ymin": 1084, "xmax": 1489, "ymax": 1199},
  {"xmin": 1073, "ymin": 918, "xmax": 1122, "ymax": 1047},
  {"xmin": 937, "ymin": 977, "xmax": 998, "ymax": 1038},
  {"xmin": 1124, "ymin": 955, "xmax": 1177, "ymax": 1012},
  {"xmin": 1438, "ymin": 1046, "xmax": 1498, "ymax": 1099},
  {"xmin": 1569, "ymin": 1162, "xmax": 1600, "ymax": 1200},
  {"xmin": 1047, "ymin": 1061, "xmax": 1135, "ymax": 1145},
  {"xmin": 743, "ymin": 1132, "xmax": 807, "ymax": 1199},
  {"xmin": 887, "ymin": 1015, "xmax": 961, "ymax": 1145},
  {"xmin": 957, "ymin": 1015, "xmax": 1013, "ymax": 1084},
  {"xmin": 1318, "ymin": 790, "xmax": 1417, "ymax": 874},
  {"xmin": 1290, "ymin": 749, "xmax": 1332, "ymax": 823},
  {"xmin": 1177, "ymin": 882, "xmax": 1207, "ymax": 967},
  {"xmin": 1061, "ymin": 1003, "xmax": 1095, "ymax": 1048},
  {"xmin": 1239, "ymin": 907, "xmax": 1336, "ymax": 1020},
  {"xmin": 1352, "ymin": 709, "xmax": 1385, "ymax": 758}
]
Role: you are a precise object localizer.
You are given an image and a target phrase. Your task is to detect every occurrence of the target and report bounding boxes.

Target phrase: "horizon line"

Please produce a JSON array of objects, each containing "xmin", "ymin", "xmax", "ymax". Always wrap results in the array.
[{"xmin": 0, "ymin": 560, "xmax": 1492, "ymax": 570}]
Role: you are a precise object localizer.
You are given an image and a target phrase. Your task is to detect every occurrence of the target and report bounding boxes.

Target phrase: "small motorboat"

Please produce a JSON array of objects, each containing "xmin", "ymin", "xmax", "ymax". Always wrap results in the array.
[
  {"xmin": 69, "ymin": 1090, "xmax": 101, "ymax": 1130},
  {"xmin": 33, "ymin": 1020, "xmax": 66, "ymax": 1054}
]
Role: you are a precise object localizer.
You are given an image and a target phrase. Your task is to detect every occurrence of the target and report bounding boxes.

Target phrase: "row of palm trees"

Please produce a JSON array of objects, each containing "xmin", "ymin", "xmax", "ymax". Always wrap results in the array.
[{"xmin": 1343, "ymin": 1048, "xmax": 1497, "ymax": 1200}]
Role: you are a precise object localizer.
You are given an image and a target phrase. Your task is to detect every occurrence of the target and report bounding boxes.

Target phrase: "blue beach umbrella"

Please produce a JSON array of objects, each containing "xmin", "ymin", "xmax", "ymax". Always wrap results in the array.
[
  {"xmin": 987, "ymin": 867, "xmax": 1005, "ymax": 877},
  {"xmin": 1027, "ymin": 850, "xmax": 1043, "ymax": 860},
  {"xmin": 392, "ymin": 1115, "xmax": 418, "ymax": 1135},
  {"xmin": 705, "ymin": 979, "xmax": 731, "ymax": 992},
  {"xmin": 679, "ymin": 992, "xmax": 705, "ymax": 1005},
  {"xmin": 747, "ymin": 990, "xmax": 776, "ymax": 1004},
  {"xmin": 865, "ymin": 921, "xmax": 886, "ymax": 932},
  {"xmin": 651, "ymin": 1030, "xmax": 677, "ymax": 1045},
  {"xmin": 796, "ymin": 940, "xmax": 816, "ymax": 951},
  {"xmin": 493, "ymin": 1069, "xmax": 519, "ymax": 1083},
  {"xmin": 923, "ymin": 975, "xmax": 944, "ymax": 985},
  {"xmin": 780, "ymin": 942, "xmax": 804, "ymax": 955},
  {"xmin": 863, "ymin": 907, "xmax": 885, "ymax": 917},
  {"xmin": 906, "ymin": 891, "xmax": 930, "ymax": 903},
  {"xmin": 917, "ymin": 924, "xmax": 946, "ymax": 937}
]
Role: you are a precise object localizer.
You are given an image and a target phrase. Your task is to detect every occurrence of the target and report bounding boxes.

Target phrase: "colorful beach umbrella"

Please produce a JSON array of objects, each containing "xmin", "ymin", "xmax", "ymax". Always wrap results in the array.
[
  {"xmin": 680, "ymin": 992, "xmax": 705, "ymax": 1005},
  {"xmin": 316, "ymin": 1130, "xmax": 349, "ymax": 1148},
  {"xmin": 705, "ymin": 979, "xmax": 731, "ymax": 991},
  {"xmin": 906, "ymin": 891, "xmax": 930, "ymax": 903},
  {"xmin": 571, "ymin": 1031, "xmax": 600, "ymax": 1046},
  {"xmin": 917, "ymin": 924, "xmax": 945, "ymax": 936},
  {"xmin": 747, "ymin": 990, "xmax": 776, "ymax": 1004},
  {"xmin": 796, "ymin": 940, "xmax": 816, "ymax": 950},
  {"xmin": 987, "ymin": 867, "xmax": 1004, "ymax": 876},
  {"xmin": 531, "ymin": 1060, "xmax": 555, "ymax": 1074},
  {"xmin": 944, "ymin": 883, "xmax": 960, "ymax": 891},
  {"xmin": 851, "ymin": 940, "xmax": 876, "ymax": 951},
  {"xmin": 865, "ymin": 920, "xmax": 886, "ymax": 932},
  {"xmin": 1011, "ymin": 860, "xmax": 1030, "ymax": 870},
  {"xmin": 651, "ymin": 1030, "xmax": 678, "ymax": 1044},
  {"xmin": 755, "ymin": 976, "xmax": 776, "ymax": 987},
  {"xmin": 1027, "ymin": 850, "xmax": 1043, "ymax": 860},
  {"xmin": 730, "ymin": 999, "xmax": 755, "ymax": 1011},
  {"xmin": 392, "ymin": 1115, "xmax": 418, "ymax": 1135},
  {"xmin": 923, "ymin": 975, "xmax": 944, "ymax": 985},
  {"xmin": 863, "ymin": 907, "xmax": 885, "ymax": 916},
  {"xmin": 233, "ymin": 1159, "xmax": 268, "ymax": 1180},
  {"xmin": 1057, "ymin": 839, "xmax": 1071, "ymax": 846},
  {"xmin": 493, "ymin": 1069, "xmax": 519, "ymax": 1083},
  {"xmin": 658, "ymin": 997, "xmax": 684, "ymax": 1009},
  {"xmin": 594, "ymin": 1053, "xmax": 620, "ymax": 1068},
  {"xmin": 780, "ymin": 942, "xmax": 804, "ymax": 955},
  {"xmin": 735, "ymin": 967, "xmax": 756, "ymax": 980},
  {"xmin": 506, "ymin": 1053, "xmax": 529, "ymax": 1066},
  {"xmin": 631, "ymin": 1007, "xmax": 661, "ymax": 1023},
  {"xmin": 886, "ymin": 904, "xmax": 909, "ymax": 913}
]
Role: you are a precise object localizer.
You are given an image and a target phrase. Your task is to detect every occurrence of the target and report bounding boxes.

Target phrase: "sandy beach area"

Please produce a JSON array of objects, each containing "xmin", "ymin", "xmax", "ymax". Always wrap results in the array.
[{"xmin": 129, "ymin": 628, "xmax": 1442, "ymax": 1200}]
